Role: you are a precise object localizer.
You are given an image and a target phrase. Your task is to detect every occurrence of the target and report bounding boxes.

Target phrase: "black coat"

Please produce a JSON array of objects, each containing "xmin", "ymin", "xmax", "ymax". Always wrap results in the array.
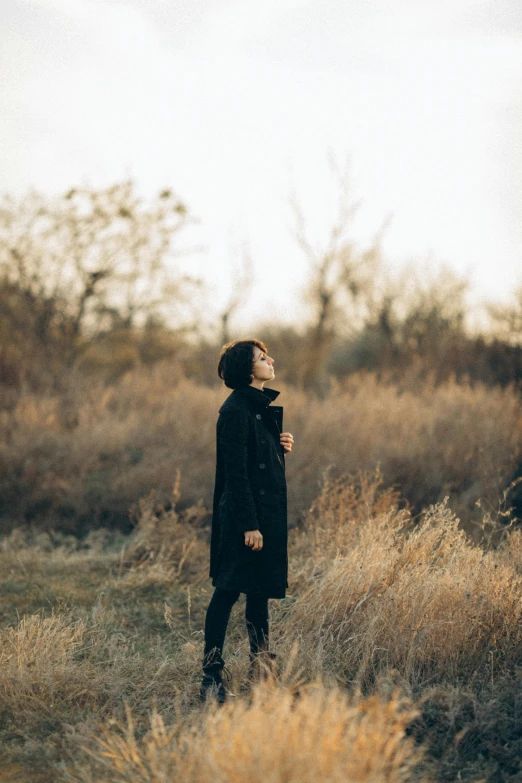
[{"xmin": 209, "ymin": 386, "xmax": 288, "ymax": 599}]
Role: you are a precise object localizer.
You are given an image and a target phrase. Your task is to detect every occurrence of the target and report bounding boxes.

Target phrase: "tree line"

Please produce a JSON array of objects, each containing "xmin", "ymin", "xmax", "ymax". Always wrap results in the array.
[{"xmin": 1, "ymin": 178, "xmax": 521, "ymax": 399}]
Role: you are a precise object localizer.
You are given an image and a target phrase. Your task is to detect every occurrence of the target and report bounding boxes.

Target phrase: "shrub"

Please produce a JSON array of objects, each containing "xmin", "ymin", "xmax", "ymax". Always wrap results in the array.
[
  {"xmin": 0, "ymin": 613, "xmax": 95, "ymax": 731},
  {"xmin": 0, "ymin": 368, "xmax": 520, "ymax": 534},
  {"xmin": 76, "ymin": 685, "xmax": 424, "ymax": 783},
  {"xmin": 280, "ymin": 475, "xmax": 522, "ymax": 689},
  {"xmin": 122, "ymin": 474, "xmax": 208, "ymax": 582}
]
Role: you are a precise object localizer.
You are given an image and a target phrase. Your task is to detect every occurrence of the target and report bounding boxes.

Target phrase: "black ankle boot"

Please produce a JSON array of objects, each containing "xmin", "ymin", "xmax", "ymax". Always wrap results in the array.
[{"xmin": 199, "ymin": 654, "xmax": 233, "ymax": 704}]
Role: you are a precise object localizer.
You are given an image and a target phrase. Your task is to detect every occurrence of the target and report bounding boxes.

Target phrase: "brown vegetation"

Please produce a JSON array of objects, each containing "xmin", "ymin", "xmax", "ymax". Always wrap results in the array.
[
  {"xmin": 76, "ymin": 688, "xmax": 422, "ymax": 783},
  {"xmin": 281, "ymin": 477, "xmax": 522, "ymax": 688},
  {"xmin": 1, "ymin": 180, "xmax": 522, "ymax": 400},
  {"xmin": 2, "ymin": 179, "xmax": 522, "ymax": 781},
  {"xmin": 0, "ymin": 472, "xmax": 521, "ymax": 781},
  {"xmin": 1, "ymin": 368, "xmax": 520, "ymax": 536}
]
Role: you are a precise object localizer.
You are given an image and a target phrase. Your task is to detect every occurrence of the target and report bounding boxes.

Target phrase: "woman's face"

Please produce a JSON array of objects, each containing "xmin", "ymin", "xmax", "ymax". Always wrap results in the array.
[{"xmin": 251, "ymin": 346, "xmax": 275, "ymax": 386}]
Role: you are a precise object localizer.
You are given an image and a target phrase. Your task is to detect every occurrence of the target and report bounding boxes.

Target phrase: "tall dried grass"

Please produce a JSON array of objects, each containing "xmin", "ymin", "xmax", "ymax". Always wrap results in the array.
[
  {"xmin": 0, "ymin": 613, "xmax": 95, "ymax": 729},
  {"xmin": 122, "ymin": 473, "xmax": 208, "ymax": 579},
  {"xmin": 1, "ymin": 365, "xmax": 520, "ymax": 534},
  {"xmin": 280, "ymin": 473, "xmax": 522, "ymax": 689},
  {"xmin": 2, "ymin": 469, "xmax": 522, "ymax": 780},
  {"xmin": 75, "ymin": 685, "xmax": 424, "ymax": 783},
  {"xmin": 286, "ymin": 375, "xmax": 522, "ymax": 524}
]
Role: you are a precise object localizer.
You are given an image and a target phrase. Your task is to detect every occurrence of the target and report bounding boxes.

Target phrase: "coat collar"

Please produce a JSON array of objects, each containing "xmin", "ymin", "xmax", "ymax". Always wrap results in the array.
[{"xmin": 236, "ymin": 386, "xmax": 280, "ymax": 408}]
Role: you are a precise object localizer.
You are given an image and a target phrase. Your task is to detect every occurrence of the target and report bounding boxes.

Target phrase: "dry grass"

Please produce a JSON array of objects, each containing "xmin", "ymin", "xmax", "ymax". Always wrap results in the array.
[
  {"xmin": 0, "ymin": 612, "xmax": 96, "ymax": 734},
  {"xmin": 497, "ymin": 527, "xmax": 522, "ymax": 574},
  {"xmin": 286, "ymin": 375, "xmax": 522, "ymax": 526},
  {"xmin": 0, "ymin": 367, "xmax": 520, "ymax": 534},
  {"xmin": 279, "ymin": 473, "xmax": 522, "ymax": 689},
  {"xmin": 0, "ymin": 475, "xmax": 521, "ymax": 781},
  {"xmin": 122, "ymin": 473, "xmax": 208, "ymax": 582},
  {"xmin": 74, "ymin": 686, "xmax": 424, "ymax": 783}
]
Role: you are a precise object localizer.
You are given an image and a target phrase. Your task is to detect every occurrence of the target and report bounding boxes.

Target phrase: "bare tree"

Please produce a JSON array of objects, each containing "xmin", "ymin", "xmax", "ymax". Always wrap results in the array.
[
  {"xmin": 291, "ymin": 158, "xmax": 388, "ymax": 386},
  {"xmin": 489, "ymin": 286, "xmax": 522, "ymax": 345},
  {"xmin": 219, "ymin": 241, "xmax": 253, "ymax": 345},
  {"xmin": 0, "ymin": 180, "xmax": 200, "ymax": 373}
]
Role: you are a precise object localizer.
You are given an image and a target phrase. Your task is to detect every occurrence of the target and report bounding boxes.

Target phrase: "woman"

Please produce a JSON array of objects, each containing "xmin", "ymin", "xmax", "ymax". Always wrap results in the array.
[{"xmin": 200, "ymin": 339, "xmax": 294, "ymax": 703}]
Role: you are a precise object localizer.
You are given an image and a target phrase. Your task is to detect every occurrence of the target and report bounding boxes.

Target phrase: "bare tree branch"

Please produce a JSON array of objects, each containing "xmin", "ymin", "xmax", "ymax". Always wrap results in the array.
[{"xmin": 220, "ymin": 240, "xmax": 253, "ymax": 345}]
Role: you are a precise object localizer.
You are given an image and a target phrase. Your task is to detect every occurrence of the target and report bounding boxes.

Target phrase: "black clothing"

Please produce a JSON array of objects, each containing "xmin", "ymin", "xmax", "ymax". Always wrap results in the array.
[
  {"xmin": 199, "ymin": 647, "xmax": 230, "ymax": 704},
  {"xmin": 209, "ymin": 386, "xmax": 288, "ymax": 598},
  {"xmin": 203, "ymin": 588, "xmax": 269, "ymax": 665}
]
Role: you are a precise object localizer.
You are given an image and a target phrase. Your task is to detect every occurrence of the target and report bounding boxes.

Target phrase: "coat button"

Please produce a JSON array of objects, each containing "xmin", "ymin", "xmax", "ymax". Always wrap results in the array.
[
  {"xmin": 259, "ymin": 463, "xmax": 266, "ymax": 469},
  {"xmin": 259, "ymin": 489, "xmax": 265, "ymax": 495},
  {"xmin": 256, "ymin": 414, "xmax": 262, "ymax": 420}
]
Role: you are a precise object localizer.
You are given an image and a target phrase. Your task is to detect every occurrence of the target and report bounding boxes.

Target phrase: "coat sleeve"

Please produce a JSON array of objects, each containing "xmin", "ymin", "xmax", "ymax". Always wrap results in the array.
[{"xmin": 218, "ymin": 408, "xmax": 259, "ymax": 534}]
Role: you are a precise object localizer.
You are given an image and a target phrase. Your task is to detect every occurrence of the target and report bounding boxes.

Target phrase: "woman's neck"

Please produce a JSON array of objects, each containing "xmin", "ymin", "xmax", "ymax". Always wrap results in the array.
[{"xmin": 250, "ymin": 380, "xmax": 265, "ymax": 391}]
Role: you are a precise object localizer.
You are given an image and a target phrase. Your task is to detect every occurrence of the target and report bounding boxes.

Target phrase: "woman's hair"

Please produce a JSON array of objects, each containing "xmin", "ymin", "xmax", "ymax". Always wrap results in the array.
[{"xmin": 218, "ymin": 339, "xmax": 268, "ymax": 389}]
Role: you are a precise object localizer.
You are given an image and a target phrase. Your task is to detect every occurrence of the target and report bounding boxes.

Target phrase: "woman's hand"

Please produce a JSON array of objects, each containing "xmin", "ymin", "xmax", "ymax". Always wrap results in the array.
[
  {"xmin": 245, "ymin": 530, "xmax": 263, "ymax": 551},
  {"xmin": 280, "ymin": 432, "xmax": 294, "ymax": 453}
]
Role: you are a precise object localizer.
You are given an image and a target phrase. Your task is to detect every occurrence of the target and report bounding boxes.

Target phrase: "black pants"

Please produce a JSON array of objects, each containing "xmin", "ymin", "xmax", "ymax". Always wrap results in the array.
[{"xmin": 203, "ymin": 587, "xmax": 269, "ymax": 669}]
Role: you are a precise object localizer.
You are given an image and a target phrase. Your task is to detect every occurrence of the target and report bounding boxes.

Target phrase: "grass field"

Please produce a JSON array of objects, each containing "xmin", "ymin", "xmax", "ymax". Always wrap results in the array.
[
  {"xmin": 1, "ymin": 367, "xmax": 521, "ymax": 537},
  {"xmin": 1, "ymin": 469, "xmax": 522, "ymax": 782}
]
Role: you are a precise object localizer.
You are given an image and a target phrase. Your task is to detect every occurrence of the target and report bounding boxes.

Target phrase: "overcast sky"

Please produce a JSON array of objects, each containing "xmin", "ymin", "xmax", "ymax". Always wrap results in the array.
[{"xmin": 1, "ymin": 0, "xmax": 522, "ymax": 328}]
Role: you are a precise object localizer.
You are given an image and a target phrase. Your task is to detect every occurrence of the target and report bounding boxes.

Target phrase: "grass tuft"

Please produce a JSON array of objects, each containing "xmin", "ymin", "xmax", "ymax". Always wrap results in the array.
[{"xmin": 74, "ymin": 684, "xmax": 424, "ymax": 783}]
